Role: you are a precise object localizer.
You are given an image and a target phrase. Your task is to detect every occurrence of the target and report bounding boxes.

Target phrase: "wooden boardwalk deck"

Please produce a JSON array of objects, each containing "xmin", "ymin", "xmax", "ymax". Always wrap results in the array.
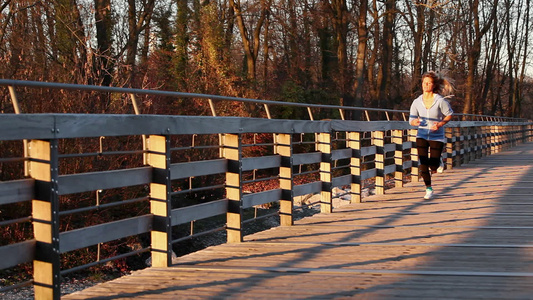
[{"xmin": 65, "ymin": 142, "xmax": 533, "ymax": 299}]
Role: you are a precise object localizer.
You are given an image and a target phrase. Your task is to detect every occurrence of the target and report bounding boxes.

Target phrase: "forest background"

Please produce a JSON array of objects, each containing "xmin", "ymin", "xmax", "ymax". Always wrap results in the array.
[
  {"xmin": 1, "ymin": 0, "xmax": 532, "ymax": 118},
  {"xmin": 1, "ymin": 0, "xmax": 533, "ymax": 287}
]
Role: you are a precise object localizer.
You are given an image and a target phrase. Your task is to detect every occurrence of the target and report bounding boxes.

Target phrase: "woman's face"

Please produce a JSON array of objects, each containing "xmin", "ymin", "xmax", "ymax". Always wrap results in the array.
[{"xmin": 422, "ymin": 77, "xmax": 434, "ymax": 93}]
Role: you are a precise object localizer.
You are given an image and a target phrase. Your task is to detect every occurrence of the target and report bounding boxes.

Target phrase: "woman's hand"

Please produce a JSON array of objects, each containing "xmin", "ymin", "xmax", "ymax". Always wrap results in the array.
[
  {"xmin": 410, "ymin": 118, "xmax": 421, "ymax": 126},
  {"xmin": 430, "ymin": 121, "xmax": 446, "ymax": 131}
]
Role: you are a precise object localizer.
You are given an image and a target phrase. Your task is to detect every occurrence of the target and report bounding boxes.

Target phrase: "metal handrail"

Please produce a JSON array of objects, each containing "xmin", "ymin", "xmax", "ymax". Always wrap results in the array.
[{"xmin": 0, "ymin": 79, "xmax": 526, "ymax": 122}]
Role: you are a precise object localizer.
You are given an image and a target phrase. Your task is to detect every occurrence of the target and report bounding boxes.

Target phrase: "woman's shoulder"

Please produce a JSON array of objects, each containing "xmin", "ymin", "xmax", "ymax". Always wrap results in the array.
[
  {"xmin": 434, "ymin": 94, "xmax": 445, "ymax": 100},
  {"xmin": 412, "ymin": 94, "xmax": 423, "ymax": 103},
  {"xmin": 434, "ymin": 94, "xmax": 451, "ymax": 104}
]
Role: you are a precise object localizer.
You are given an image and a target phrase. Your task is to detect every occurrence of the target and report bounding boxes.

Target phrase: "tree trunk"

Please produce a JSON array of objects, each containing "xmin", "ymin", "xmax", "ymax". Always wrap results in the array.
[
  {"xmin": 377, "ymin": 0, "xmax": 395, "ymax": 107},
  {"xmin": 328, "ymin": 0, "xmax": 350, "ymax": 100},
  {"xmin": 353, "ymin": 0, "xmax": 368, "ymax": 118},
  {"xmin": 367, "ymin": 0, "xmax": 379, "ymax": 104},
  {"xmin": 175, "ymin": 0, "xmax": 189, "ymax": 89},
  {"xmin": 229, "ymin": 0, "xmax": 268, "ymax": 81},
  {"xmin": 516, "ymin": 0, "xmax": 530, "ymax": 118},
  {"xmin": 462, "ymin": 0, "xmax": 498, "ymax": 115},
  {"xmin": 94, "ymin": 0, "xmax": 113, "ymax": 86},
  {"xmin": 125, "ymin": 0, "xmax": 155, "ymax": 86}
]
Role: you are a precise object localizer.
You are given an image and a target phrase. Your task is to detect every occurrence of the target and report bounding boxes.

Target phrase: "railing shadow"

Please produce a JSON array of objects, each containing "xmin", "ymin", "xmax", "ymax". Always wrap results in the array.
[{"xmin": 305, "ymin": 143, "xmax": 533, "ymax": 298}]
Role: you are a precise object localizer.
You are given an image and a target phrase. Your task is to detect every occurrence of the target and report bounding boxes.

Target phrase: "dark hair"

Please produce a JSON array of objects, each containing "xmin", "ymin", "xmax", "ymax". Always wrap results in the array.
[{"xmin": 422, "ymin": 71, "xmax": 454, "ymax": 96}]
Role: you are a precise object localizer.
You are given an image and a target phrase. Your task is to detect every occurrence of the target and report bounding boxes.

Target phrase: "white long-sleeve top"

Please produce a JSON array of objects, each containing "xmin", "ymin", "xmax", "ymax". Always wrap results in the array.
[{"xmin": 409, "ymin": 94, "xmax": 453, "ymax": 143}]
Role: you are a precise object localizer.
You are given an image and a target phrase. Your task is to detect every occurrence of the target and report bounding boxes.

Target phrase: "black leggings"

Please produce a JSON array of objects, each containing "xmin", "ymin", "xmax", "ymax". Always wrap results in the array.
[{"xmin": 416, "ymin": 138, "xmax": 444, "ymax": 187}]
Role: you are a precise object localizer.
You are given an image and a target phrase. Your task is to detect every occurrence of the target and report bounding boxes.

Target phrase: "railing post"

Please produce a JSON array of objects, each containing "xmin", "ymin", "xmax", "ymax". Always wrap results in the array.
[
  {"xmin": 317, "ymin": 132, "xmax": 332, "ymax": 213},
  {"xmin": 463, "ymin": 126, "xmax": 471, "ymax": 164},
  {"xmin": 373, "ymin": 131, "xmax": 385, "ymax": 195},
  {"xmin": 223, "ymin": 133, "xmax": 243, "ymax": 242},
  {"xmin": 445, "ymin": 127, "xmax": 454, "ymax": 170},
  {"xmin": 409, "ymin": 128, "xmax": 419, "ymax": 182},
  {"xmin": 481, "ymin": 125, "xmax": 489, "ymax": 158},
  {"xmin": 8, "ymin": 86, "xmax": 30, "ymax": 177},
  {"xmin": 147, "ymin": 135, "xmax": 172, "ymax": 267},
  {"xmin": 276, "ymin": 133, "xmax": 293, "ymax": 226},
  {"xmin": 524, "ymin": 124, "xmax": 530, "ymax": 143},
  {"xmin": 490, "ymin": 124, "xmax": 496, "ymax": 154},
  {"xmin": 494, "ymin": 124, "xmax": 501, "ymax": 153},
  {"xmin": 392, "ymin": 129, "xmax": 404, "ymax": 188},
  {"xmin": 30, "ymin": 139, "xmax": 61, "ymax": 300},
  {"xmin": 482, "ymin": 124, "xmax": 489, "ymax": 157},
  {"xmin": 476, "ymin": 125, "xmax": 482, "ymax": 160},
  {"xmin": 348, "ymin": 131, "xmax": 362, "ymax": 203},
  {"xmin": 128, "ymin": 94, "xmax": 148, "ymax": 165},
  {"xmin": 455, "ymin": 126, "xmax": 463, "ymax": 167},
  {"xmin": 476, "ymin": 125, "xmax": 483, "ymax": 159}
]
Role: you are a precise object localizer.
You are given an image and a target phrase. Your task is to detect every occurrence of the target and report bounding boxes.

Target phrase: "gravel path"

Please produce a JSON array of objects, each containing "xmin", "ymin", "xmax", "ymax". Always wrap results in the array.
[{"xmin": 0, "ymin": 278, "xmax": 99, "ymax": 300}]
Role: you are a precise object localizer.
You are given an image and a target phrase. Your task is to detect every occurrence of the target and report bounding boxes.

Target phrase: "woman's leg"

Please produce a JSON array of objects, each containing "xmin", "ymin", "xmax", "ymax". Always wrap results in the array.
[
  {"xmin": 416, "ymin": 138, "xmax": 431, "ymax": 187},
  {"xmin": 428, "ymin": 141, "xmax": 445, "ymax": 173}
]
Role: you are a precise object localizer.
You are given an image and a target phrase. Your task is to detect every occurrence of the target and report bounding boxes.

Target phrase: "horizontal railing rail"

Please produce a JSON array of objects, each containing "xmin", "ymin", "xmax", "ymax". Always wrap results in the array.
[{"xmin": 0, "ymin": 79, "xmax": 526, "ymax": 122}]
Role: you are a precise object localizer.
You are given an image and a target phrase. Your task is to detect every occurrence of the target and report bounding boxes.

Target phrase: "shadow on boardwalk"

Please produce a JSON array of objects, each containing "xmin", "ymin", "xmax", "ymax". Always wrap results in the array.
[{"xmin": 65, "ymin": 143, "xmax": 533, "ymax": 299}]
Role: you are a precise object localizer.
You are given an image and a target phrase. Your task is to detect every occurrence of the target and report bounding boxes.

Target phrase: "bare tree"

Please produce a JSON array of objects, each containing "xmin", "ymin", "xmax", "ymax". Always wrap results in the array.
[
  {"xmin": 326, "ymin": 0, "xmax": 350, "ymax": 100},
  {"xmin": 377, "ymin": 0, "xmax": 395, "ymax": 107},
  {"xmin": 124, "ymin": 0, "xmax": 156, "ymax": 86},
  {"xmin": 462, "ymin": 0, "xmax": 499, "ymax": 115},
  {"xmin": 402, "ymin": 0, "xmax": 425, "ymax": 94},
  {"xmin": 94, "ymin": 0, "xmax": 113, "ymax": 86},
  {"xmin": 353, "ymin": 0, "xmax": 368, "ymax": 115},
  {"xmin": 229, "ymin": 0, "xmax": 269, "ymax": 80}
]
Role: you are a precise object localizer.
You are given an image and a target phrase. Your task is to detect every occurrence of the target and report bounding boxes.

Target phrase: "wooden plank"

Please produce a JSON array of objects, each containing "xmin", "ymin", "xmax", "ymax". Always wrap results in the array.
[
  {"xmin": 59, "ymin": 215, "xmax": 152, "ymax": 253},
  {"xmin": 360, "ymin": 145, "xmax": 376, "ymax": 156},
  {"xmin": 0, "ymin": 179, "xmax": 33, "ymax": 205},
  {"xmin": 241, "ymin": 155, "xmax": 281, "ymax": 172},
  {"xmin": 384, "ymin": 164, "xmax": 396, "ymax": 175},
  {"xmin": 276, "ymin": 133, "xmax": 294, "ymax": 226},
  {"xmin": 402, "ymin": 141, "xmax": 413, "ymax": 150},
  {"xmin": 0, "ymin": 114, "xmax": 56, "ymax": 140},
  {"xmin": 384, "ymin": 143, "xmax": 396, "ymax": 153},
  {"xmin": 293, "ymin": 152, "xmax": 321, "ymax": 165},
  {"xmin": 332, "ymin": 174, "xmax": 351, "ymax": 187},
  {"xmin": 293, "ymin": 181, "xmax": 321, "ymax": 197},
  {"xmin": 331, "ymin": 120, "xmax": 413, "ymax": 132},
  {"xmin": 148, "ymin": 135, "xmax": 172, "ymax": 268},
  {"xmin": 346, "ymin": 131, "xmax": 362, "ymax": 203},
  {"xmin": 361, "ymin": 168, "xmax": 377, "ymax": 181},
  {"xmin": 29, "ymin": 138, "xmax": 61, "ymax": 299},
  {"xmin": 170, "ymin": 159, "xmax": 227, "ymax": 180},
  {"xmin": 0, "ymin": 240, "xmax": 35, "ymax": 269},
  {"xmin": 242, "ymin": 189, "xmax": 281, "ymax": 209},
  {"xmin": 0, "ymin": 114, "xmax": 528, "ymax": 141},
  {"xmin": 318, "ymin": 132, "xmax": 332, "ymax": 213},
  {"xmin": 171, "ymin": 199, "xmax": 228, "ymax": 225},
  {"xmin": 239, "ymin": 118, "xmax": 330, "ymax": 134},
  {"xmin": 58, "ymin": 167, "xmax": 151, "ymax": 195},
  {"xmin": 223, "ymin": 133, "xmax": 243, "ymax": 243},
  {"xmin": 54, "ymin": 114, "xmax": 243, "ymax": 137},
  {"xmin": 373, "ymin": 131, "xmax": 385, "ymax": 194},
  {"xmin": 331, "ymin": 148, "xmax": 351, "ymax": 161}
]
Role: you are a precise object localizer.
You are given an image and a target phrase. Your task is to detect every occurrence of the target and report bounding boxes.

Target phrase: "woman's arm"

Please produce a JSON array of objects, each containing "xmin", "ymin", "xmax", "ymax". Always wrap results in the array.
[
  {"xmin": 408, "ymin": 100, "xmax": 420, "ymax": 126},
  {"xmin": 432, "ymin": 114, "xmax": 453, "ymax": 130}
]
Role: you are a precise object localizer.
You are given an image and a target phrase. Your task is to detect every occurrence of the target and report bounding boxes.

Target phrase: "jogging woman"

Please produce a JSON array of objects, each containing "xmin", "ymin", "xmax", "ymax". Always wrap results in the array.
[{"xmin": 409, "ymin": 71, "xmax": 454, "ymax": 199}]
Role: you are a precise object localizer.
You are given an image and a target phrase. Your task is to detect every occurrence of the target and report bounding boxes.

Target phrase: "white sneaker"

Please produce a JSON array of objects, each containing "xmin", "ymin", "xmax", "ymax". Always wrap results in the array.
[
  {"xmin": 437, "ymin": 158, "xmax": 445, "ymax": 173},
  {"xmin": 424, "ymin": 188, "xmax": 434, "ymax": 199}
]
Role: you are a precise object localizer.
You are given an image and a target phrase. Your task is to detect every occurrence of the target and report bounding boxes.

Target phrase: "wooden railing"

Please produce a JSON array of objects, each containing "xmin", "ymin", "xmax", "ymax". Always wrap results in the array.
[
  {"xmin": 0, "ymin": 80, "xmax": 531, "ymax": 299},
  {"xmin": 0, "ymin": 113, "xmax": 531, "ymax": 299}
]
